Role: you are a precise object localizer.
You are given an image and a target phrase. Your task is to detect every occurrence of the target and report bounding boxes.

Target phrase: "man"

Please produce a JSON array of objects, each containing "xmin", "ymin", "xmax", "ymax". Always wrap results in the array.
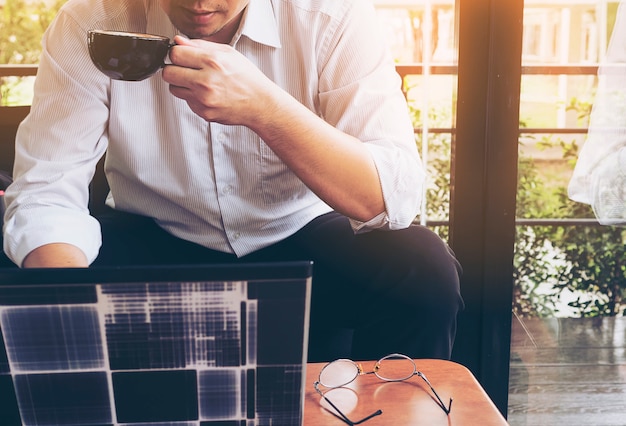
[{"xmin": 3, "ymin": 0, "xmax": 463, "ymax": 361}]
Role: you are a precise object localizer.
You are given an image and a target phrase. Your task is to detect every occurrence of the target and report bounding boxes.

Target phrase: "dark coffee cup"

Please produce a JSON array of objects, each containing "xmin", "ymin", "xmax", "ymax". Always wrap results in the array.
[{"xmin": 88, "ymin": 30, "xmax": 172, "ymax": 81}]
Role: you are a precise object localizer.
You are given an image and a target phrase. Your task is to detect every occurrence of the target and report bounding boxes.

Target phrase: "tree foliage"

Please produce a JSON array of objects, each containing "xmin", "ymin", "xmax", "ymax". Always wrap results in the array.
[
  {"xmin": 512, "ymin": 112, "xmax": 625, "ymax": 318},
  {"xmin": 0, "ymin": 0, "xmax": 65, "ymax": 64},
  {"xmin": 0, "ymin": 0, "xmax": 66, "ymax": 104}
]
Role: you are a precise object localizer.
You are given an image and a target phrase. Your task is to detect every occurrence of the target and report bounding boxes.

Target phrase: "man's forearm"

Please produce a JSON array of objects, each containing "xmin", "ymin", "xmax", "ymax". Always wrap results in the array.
[
  {"xmin": 22, "ymin": 243, "xmax": 89, "ymax": 268},
  {"xmin": 249, "ymin": 90, "xmax": 386, "ymax": 222}
]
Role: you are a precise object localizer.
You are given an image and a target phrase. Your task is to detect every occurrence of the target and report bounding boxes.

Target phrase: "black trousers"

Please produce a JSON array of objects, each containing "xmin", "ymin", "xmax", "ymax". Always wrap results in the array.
[
  {"xmin": 1, "ymin": 208, "xmax": 463, "ymax": 361},
  {"xmin": 91, "ymin": 208, "xmax": 464, "ymax": 362}
]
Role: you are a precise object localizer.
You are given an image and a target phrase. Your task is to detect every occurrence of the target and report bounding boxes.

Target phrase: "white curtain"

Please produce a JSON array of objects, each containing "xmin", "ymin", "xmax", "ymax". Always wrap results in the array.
[{"xmin": 568, "ymin": 1, "xmax": 626, "ymax": 225}]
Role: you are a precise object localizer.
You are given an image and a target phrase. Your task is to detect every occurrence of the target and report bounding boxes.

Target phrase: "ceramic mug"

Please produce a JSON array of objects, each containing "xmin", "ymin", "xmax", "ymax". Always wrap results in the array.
[{"xmin": 88, "ymin": 30, "xmax": 172, "ymax": 81}]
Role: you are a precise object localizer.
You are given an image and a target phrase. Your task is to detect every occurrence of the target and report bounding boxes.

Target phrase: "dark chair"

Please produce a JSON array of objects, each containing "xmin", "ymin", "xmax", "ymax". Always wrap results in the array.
[
  {"xmin": 0, "ymin": 169, "xmax": 11, "ymax": 226},
  {"xmin": 0, "ymin": 106, "xmax": 27, "ymax": 254},
  {"xmin": 1, "ymin": 106, "xmax": 28, "ymax": 267},
  {"xmin": 0, "ymin": 106, "xmax": 27, "ymax": 175}
]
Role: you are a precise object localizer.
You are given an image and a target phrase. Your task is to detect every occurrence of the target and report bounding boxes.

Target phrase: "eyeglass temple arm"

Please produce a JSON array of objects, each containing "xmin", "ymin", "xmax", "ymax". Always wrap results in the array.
[
  {"xmin": 418, "ymin": 372, "xmax": 453, "ymax": 415},
  {"xmin": 314, "ymin": 383, "xmax": 383, "ymax": 425},
  {"xmin": 351, "ymin": 409, "xmax": 384, "ymax": 425}
]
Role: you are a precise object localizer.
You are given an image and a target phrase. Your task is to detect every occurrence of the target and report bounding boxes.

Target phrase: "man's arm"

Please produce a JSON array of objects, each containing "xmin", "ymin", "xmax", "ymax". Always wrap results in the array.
[
  {"xmin": 3, "ymin": 7, "xmax": 109, "ymax": 268},
  {"xmin": 22, "ymin": 243, "xmax": 89, "ymax": 268},
  {"xmin": 164, "ymin": 37, "xmax": 385, "ymax": 222},
  {"xmin": 248, "ymin": 90, "xmax": 385, "ymax": 222}
]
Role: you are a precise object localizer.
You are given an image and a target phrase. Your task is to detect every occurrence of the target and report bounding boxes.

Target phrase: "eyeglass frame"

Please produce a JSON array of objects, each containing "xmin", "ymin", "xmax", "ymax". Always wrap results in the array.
[{"xmin": 313, "ymin": 353, "xmax": 453, "ymax": 425}]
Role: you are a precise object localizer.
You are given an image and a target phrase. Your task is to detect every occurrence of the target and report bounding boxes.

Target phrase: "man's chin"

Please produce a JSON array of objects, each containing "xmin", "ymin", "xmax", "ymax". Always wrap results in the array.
[{"xmin": 173, "ymin": 25, "xmax": 223, "ymax": 42}]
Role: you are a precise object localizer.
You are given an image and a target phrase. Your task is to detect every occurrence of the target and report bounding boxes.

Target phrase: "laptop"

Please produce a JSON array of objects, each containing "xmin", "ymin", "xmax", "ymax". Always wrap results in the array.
[{"xmin": 0, "ymin": 261, "xmax": 313, "ymax": 426}]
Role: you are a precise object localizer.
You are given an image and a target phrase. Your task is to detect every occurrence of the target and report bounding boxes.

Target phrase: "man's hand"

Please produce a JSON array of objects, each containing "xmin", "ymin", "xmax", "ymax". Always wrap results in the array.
[
  {"xmin": 22, "ymin": 243, "xmax": 89, "ymax": 268},
  {"xmin": 163, "ymin": 35, "xmax": 276, "ymax": 127}
]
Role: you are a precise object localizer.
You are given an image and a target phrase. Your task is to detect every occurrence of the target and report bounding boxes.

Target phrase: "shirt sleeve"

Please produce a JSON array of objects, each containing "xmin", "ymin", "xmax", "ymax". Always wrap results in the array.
[
  {"xmin": 2, "ymin": 8, "xmax": 109, "ymax": 266},
  {"xmin": 316, "ymin": 1, "xmax": 424, "ymax": 232}
]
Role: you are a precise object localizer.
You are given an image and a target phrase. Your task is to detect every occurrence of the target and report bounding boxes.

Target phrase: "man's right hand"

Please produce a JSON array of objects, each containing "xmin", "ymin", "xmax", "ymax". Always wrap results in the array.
[{"xmin": 22, "ymin": 243, "xmax": 89, "ymax": 268}]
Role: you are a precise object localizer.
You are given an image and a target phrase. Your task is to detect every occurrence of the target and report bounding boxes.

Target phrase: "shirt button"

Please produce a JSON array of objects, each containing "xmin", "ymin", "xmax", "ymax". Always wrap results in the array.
[
  {"xmin": 218, "ymin": 133, "xmax": 226, "ymax": 142},
  {"xmin": 232, "ymin": 232, "xmax": 241, "ymax": 240},
  {"xmin": 222, "ymin": 185, "xmax": 233, "ymax": 195}
]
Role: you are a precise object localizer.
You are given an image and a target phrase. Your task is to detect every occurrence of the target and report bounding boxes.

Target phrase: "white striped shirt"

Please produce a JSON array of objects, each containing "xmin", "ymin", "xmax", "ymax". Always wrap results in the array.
[{"xmin": 4, "ymin": 0, "xmax": 424, "ymax": 266}]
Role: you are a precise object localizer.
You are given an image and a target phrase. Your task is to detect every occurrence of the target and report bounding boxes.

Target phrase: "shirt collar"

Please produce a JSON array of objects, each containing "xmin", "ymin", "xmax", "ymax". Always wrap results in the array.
[{"xmin": 234, "ymin": 0, "xmax": 282, "ymax": 48}]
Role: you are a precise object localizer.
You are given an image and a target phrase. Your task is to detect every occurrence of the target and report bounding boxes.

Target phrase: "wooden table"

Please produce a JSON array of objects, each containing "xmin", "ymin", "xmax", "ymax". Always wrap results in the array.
[{"xmin": 303, "ymin": 358, "xmax": 509, "ymax": 425}]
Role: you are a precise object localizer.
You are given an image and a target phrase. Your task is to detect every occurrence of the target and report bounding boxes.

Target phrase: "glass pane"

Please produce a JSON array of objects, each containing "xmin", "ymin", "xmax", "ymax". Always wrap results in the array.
[
  {"xmin": 374, "ymin": 0, "xmax": 458, "ymax": 238},
  {"xmin": 511, "ymin": 1, "xmax": 626, "ymax": 425}
]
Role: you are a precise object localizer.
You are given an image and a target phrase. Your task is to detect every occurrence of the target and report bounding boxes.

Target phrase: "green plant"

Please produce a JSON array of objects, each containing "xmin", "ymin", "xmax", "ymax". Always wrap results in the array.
[
  {"xmin": 513, "ymin": 97, "xmax": 626, "ymax": 318},
  {"xmin": 556, "ymin": 195, "xmax": 626, "ymax": 316}
]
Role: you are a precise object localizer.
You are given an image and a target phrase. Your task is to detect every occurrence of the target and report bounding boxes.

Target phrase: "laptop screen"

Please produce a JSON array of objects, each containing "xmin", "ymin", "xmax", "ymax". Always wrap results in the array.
[{"xmin": 0, "ymin": 261, "xmax": 312, "ymax": 426}]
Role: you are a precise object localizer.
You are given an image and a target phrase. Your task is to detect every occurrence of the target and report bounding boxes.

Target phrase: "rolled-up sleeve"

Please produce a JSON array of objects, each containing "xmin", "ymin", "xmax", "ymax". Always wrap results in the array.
[{"xmin": 317, "ymin": 1, "xmax": 424, "ymax": 232}]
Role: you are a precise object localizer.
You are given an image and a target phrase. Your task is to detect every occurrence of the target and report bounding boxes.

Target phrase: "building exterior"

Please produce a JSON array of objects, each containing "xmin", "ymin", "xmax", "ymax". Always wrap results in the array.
[{"xmin": 373, "ymin": 0, "xmax": 619, "ymax": 64}]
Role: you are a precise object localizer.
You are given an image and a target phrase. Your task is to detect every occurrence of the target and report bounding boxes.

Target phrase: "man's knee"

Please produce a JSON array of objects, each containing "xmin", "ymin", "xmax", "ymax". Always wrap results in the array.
[
  {"xmin": 358, "ymin": 225, "xmax": 462, "ymax": 299},
  {"xmin": 356, "ymin": 226, "xmax": 464, "ymax": 319}
]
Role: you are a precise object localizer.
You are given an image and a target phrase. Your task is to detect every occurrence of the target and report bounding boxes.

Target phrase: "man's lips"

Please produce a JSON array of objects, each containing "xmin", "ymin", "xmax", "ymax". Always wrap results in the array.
[{"xmin": 181, "ymin": 8, "xmax": 217, "ymax": 24}]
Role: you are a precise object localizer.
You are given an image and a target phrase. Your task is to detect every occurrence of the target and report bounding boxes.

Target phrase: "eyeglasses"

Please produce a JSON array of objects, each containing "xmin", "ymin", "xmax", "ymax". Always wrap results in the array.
[{"xmin": 313, "ymin": 353, "xmax": 452, "ymax": 425}]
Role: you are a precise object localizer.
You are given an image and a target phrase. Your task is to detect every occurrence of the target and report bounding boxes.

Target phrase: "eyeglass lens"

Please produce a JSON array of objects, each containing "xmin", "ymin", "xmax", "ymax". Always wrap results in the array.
[
  {"xmin": 374, "ymin": 353, "xmax": 416, "ymax": 381},
  {"xmin": 319, "ymin": 359, "xmax": 361, "ymax": 388}
]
